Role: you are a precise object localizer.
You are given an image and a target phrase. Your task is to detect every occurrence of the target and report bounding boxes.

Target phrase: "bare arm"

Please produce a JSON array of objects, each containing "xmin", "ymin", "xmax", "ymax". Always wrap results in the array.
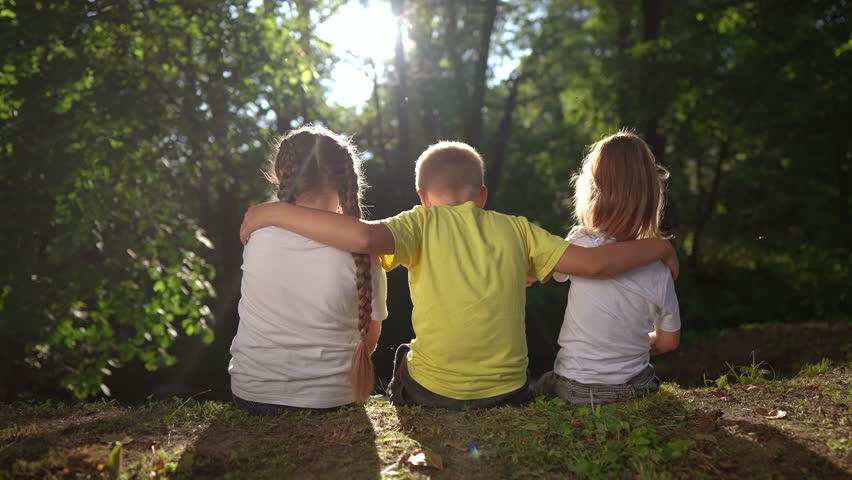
[
  {"xmin": 239, "ymin": 202, "xmax": 395, "ymax": 255},
  {"xmin": 554, "ymin": 239, "xmax": 678, "ymax": 279},
  {"xmin": 366, "ymin": 320, "xmax": 382, "ymax": 354},
  {"xmin": 649, "ymin": 328, "xmax": 680, "ymax": 356}
]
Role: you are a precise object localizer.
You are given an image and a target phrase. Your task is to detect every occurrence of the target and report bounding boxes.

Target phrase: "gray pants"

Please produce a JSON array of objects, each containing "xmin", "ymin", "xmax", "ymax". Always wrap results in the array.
[
  {"xmin": 388, "ymin": 344, "xmax": 531, "ymax": 410},
  {"xmin": 532, "ymin": 366, "xmax": 660, "ymax": 406}
]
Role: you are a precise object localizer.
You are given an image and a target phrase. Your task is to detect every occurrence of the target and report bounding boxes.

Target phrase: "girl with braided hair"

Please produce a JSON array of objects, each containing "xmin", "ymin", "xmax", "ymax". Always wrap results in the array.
[{"xmin": 228, "ymin": 125, "xmax": 387, "ymax": 414}]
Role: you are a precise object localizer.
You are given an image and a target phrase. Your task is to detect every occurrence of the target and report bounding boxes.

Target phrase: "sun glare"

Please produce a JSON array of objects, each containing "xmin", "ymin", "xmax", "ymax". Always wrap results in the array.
[{"xmin": 317, "ymin": 1, "xmax": 400, "ymax": 107}]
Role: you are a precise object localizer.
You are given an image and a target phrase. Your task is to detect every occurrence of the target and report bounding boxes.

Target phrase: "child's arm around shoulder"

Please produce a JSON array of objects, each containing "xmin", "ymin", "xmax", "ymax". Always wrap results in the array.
[
  {"xmin": 239, "ymin": 202, "xmax": 395, "ymax": 255},
  {"xmin": 555, "ymin": 238, "xmax": 679, "ymax": 279}
]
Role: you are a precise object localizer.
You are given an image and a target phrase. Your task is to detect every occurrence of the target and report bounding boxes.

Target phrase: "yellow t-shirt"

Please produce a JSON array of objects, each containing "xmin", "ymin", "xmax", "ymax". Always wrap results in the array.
[{"xmin": 381, "ymin": 201, "xmax": 570, "ymax": 399}]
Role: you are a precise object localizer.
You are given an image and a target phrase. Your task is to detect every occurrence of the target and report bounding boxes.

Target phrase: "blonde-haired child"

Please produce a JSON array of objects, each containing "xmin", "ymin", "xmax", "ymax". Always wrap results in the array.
[
  {"xmin": 240, "ymin": 140, "xmax": 677, "ymax": 410},
  {"xmin": 228, "ymin": 125, "xmax": 388, "ymax": 414},
  {"xmin": 534, "ymin": 130, "xmax": 681, "ymax": 405}
]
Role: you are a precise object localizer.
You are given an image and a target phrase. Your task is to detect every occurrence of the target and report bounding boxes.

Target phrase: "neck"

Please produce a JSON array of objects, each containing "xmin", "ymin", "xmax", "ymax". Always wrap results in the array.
[
  {"xmin": 425, "ymin": 192, "xmax": 479, "ymax": 207},
  {"xmin": 293, "ymin": 191, "xmax": 339, "ymax": 212}
]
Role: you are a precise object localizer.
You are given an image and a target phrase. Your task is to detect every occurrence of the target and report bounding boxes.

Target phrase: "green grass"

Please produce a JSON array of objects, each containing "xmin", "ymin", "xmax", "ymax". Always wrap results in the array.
[
  {"xmin": 799, "ymin": 358, "xmax": 834, "ymax": 377},
  {"xmin": 1, "ymin": 365, "xmax": 850, "ymax": 479}
]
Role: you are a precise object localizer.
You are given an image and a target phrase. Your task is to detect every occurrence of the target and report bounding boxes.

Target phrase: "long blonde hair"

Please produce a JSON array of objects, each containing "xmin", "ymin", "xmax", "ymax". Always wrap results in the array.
[
  {"xmin": 266, "ymin": 125, "xmax": 375, "ymax": 404},
  {"xmin": 572, "ymin": 130, "xmax": 669, "ymax": 241}
]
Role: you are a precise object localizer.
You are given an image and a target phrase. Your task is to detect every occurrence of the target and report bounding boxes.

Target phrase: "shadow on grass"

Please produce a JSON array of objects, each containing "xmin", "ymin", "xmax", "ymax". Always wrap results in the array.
[
  {"xmin": 655, "ymin": 322, "xmax": 852, "ymax": 387},
  {"xmin": 390, "ymin": 388, "xmax": 849, "ymax": 479},
  {"xmin": 0, "ymin": 403, "xmax": 171, "ymax": 477},
  {"xmin": 174, "ymin": 404, "xmax": 381, "ymax": 479}
]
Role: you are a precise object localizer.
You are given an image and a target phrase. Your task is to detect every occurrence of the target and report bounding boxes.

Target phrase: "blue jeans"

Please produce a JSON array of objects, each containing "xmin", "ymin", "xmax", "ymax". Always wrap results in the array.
[
  {"xmin": 388, "ymin": 344, "xmax": 531, "ymax": 410},
  {"xmin": 232, "ymin": 394, "xmax": 352, "ymax": 416}
]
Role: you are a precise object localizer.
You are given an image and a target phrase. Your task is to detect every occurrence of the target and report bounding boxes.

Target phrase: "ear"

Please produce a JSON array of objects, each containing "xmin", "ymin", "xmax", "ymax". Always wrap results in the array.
[
  {"xmin": 474, "ymin": 186, "xmax": 488, "ymax": 208},
  {"xmin": 417, "ymin": 190, "xmax": 432, "ymax": 208}
]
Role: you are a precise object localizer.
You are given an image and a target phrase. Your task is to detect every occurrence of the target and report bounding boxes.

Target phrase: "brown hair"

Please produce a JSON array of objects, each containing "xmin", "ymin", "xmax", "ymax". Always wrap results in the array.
[
  {"xmin": 572, "ymin": 130, "xmax": 670, "ymax": 241},
  {"xmin": 265, "ymin": 125, "xmax": 375, "ymax": 403},
  {"xmin": 415, "ymin": 141, "xmax": 485, "ymax": 196}
]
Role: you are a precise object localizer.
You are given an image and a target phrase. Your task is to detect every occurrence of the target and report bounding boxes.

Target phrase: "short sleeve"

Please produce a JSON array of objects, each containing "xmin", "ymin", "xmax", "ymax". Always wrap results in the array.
[
  {"xmin": 379, "ymin": 207, "xmax": 425, "ymax": 271},
  {"xmin": 370, "ymin": 257, "xmax": 389, "ymax": 321},
  {"xmin": 521, "ymin": 219, "xmax": 570, "ymax": 282},
  {"xmin": 655, "ymin": 274, "xmax": 681, "ymax": 332},
  {"xmin": 553, "ymin": 230, "xmax": 597, "ymax": 283}
]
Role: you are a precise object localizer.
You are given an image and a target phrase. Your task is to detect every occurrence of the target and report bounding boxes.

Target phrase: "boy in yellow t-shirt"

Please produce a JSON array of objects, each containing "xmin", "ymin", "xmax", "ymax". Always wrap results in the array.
[{"xmin": 240, "ymin": 141, "xmax": 678, "ymax": 409}]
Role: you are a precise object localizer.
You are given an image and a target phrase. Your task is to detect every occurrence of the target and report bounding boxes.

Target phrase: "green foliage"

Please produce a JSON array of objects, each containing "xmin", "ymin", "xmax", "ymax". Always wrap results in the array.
[
  {"xmin": 510, "ymin": 397, "xmax": 694, "ymax": 479},
  {"xmin": 799, "ymin": 358, "xmax": 834, "ymax": 377},
  {"xmin": 1, "ymin": 0, "xmax": 849, "ymax": 400},
  {"xmin": 0, "ymin": 0, "xmax": 334, "ymax": 399},
  {"xmin": 704, "ymin": 352, "xmax": 774, "ymax": 388}
]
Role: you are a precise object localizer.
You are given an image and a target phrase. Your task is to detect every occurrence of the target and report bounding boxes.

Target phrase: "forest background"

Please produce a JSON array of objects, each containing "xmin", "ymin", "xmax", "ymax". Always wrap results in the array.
[{"xmin": 0, "ymin": 0, "xmax": 849, "ymax": 402}]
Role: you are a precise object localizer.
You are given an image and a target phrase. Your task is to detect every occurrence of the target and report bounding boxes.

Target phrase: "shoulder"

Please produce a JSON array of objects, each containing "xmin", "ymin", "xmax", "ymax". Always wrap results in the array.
[
  {"xmin": 246, "ymin": 227, "xmax": 346, "ymax": 256},
  {"xmin": 382, "ymin": 205, "xmax": 428, "ymax": 225},
  {"xmin": 565, "ymin": 229, "xmax": 606, "ymax": 248}
]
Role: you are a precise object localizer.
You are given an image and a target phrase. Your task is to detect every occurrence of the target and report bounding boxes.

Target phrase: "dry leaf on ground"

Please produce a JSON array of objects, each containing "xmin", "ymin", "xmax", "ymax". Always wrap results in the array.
[
  {"xmin": 408, "ymin": 449, "xmax": 444, "ymax": 470},
  {"xmin": 754, "ymin": 407, "xmax": 787, "ymax": 419}
]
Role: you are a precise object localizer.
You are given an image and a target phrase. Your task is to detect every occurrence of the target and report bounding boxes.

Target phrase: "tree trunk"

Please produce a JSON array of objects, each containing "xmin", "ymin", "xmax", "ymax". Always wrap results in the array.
[
  {"xmin": 464, "ymin": 0, "xmax": 498, "ymax": 150},
  {"xmin": 488, "ymin": 70, "xmax": 524, "ymax": 207},
  {"xmin": 371, "ymin": 68, "xmax": 390, "ymax": 176},
  {"xmin": 612, "ymin": 0, "xmax": 632, "ymax": 124},
  {"xmin": 445, "ymin": 0, "xmax": 467, "ymax": 133},
  {"xmin": 296, "ymin": 0, "xmax": 314, "ymax": 122},
  {"xmin": 392, "ymin": 0, "xmax": 414, "ymax": 205},
  {"xmin": 690, "ymin": 140, "xmax": 727, "ymax": 268}
]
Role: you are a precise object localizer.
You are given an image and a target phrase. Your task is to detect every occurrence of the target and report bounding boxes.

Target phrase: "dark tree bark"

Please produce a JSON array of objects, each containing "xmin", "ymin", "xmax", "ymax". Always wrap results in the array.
[
  {"xmin": 464, "ymin": 0, "xmax": 499, "ymax": 150},
  {"xmin": 612, "ymin": 0, "xmax": 632, "ymax": 124},
  {"xmin": 691, "ymin": 140, "xmax": 727, "ymax": 267},
  {"xmin": 445, "ymin": 0, "xmax": 467, "ymax": 132},
  {"xmin": 391, "ymin": 0, "xmax": 414, "ymax": 204},
  {"xmin": 639, "ymin": 0, "xmax": 665, "ymax": 165},
  {"xmin": 488, "ymin": 69, "xmax": 524, "ymax": 206},
  {"xmin": 370, "ymin": 65, "xmax": 390, "ymax": 176}
]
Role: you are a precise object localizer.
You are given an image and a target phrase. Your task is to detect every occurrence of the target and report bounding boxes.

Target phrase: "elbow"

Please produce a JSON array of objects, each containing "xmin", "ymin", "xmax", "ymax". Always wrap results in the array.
[
  {"xmin": 352, "ymin": 230, "xmax": 373, "ymax": 253},
  {"xmin": 352, "ymin": 224, "xmax": 381, "ymax": 254},
  {"xmin": 584, "ymin": 260, "xmax": 610, "ymax": 278},
  {"xmin": 657, "ymin": 335, "xmax": 680, "ymax": 354}
]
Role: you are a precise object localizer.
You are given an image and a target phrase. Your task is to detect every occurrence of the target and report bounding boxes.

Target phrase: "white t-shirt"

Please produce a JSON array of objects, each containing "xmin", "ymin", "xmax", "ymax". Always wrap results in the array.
[
  {"xmin": 228, "ymin": 227, "xmax": 388, "ymax": 408},
  {"xmin": 552, "ymin": 230, "xmax": 680, "ymax": 385}
]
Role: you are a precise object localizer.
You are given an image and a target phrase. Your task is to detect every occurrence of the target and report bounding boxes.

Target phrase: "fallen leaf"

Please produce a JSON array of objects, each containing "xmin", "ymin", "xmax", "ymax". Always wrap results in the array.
[
  {"xmin": 754, "ymin": 407, "xmax": 787, "ymax": 419},
  {"xmin": 408, "ymin": 449, "xmax": 444, "ymax": 470},
  {"xmin": 710, "ymin": 388, "xmax": 728, "ymax": 398},
  {"xmin": 745, "ymin": 385, "xmax": 760, "ymax": 392},
  {"xmin": 380, "ymin": 453, "xmax": 409, "ymax": 475}
]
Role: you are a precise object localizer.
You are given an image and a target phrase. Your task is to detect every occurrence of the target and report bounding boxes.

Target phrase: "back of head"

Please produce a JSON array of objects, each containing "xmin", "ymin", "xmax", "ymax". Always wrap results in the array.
[
  {"xmin": 572, "ymin": 130, "xmax": 669, "ymax": 241},
  {"xmin": 265, "ymin": 124, "xmax": 375, "ymax": 403},
  {"xmin": 415, "ymin": 141, "xmax": 485, "ymax": 198}
]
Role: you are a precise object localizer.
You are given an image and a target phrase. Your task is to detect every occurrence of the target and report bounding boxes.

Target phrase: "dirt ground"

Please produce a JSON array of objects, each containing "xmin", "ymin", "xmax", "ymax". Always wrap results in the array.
[{"xmin": 1, "ymin": 322, "xmax": 850, "ymax": 479}]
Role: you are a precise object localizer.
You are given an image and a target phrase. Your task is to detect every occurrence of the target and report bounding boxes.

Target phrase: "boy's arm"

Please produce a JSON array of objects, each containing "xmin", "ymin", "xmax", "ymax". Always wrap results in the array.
[
  {"xmin": 554, "ymin": 239, "xmax": 678, "ymax": 279},
  {"xmin": 239, "ymin": 202, "xmax": 395, "ymax": 255}
]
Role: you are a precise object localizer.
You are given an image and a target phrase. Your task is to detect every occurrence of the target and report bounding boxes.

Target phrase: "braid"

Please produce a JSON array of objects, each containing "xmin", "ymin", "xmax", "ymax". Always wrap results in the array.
[
  {"xmin": 338, "ymin": 147, "xmax": 374, "ymax": 404},
  {"xmin": 267, "ymin": 125, "xmax": 375, "ymax": 404},
  {"xmin": 264, "ymin": 129, "xmax": 313, "ymax": 203},
  {"xmin": 275, "ymin": 138, "xmax": 300, "ymax": 202}
]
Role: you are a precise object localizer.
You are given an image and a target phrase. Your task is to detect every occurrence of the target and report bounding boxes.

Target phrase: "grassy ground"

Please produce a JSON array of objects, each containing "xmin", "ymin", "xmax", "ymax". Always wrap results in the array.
[{"xmin": 1, "ymin": 362, "xmax": 849, "ymax": 479}]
